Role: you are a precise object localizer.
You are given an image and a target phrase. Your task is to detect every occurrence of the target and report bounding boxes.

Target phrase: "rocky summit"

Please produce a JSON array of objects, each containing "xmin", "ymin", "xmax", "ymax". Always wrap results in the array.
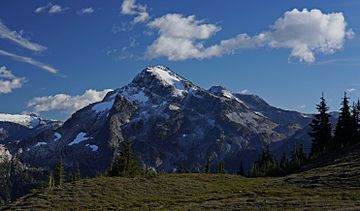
[{"xmin": 0, "ymin": 66, "xmax": 312, "ymax": 176}]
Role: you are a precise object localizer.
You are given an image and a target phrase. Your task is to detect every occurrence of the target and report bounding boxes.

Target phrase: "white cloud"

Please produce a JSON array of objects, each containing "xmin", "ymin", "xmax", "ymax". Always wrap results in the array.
[
  {"xmin": 0, "ymin": 20, "xmax": 46, "ymax": 52},
  {"xmin": 27, "ymin": 89, "xmax": 113, "ymax": 114},
  {"xmin": 0, "ymin": 49, "xmax": 59, "ymax": 74},
  {"xmin": 239, "ymin": 89, "xmax": 249, "ymax": 94},
  {"xmin": 133, "ymin": 11, "xmax": 149, "ymax": 24},
  {"xmin": 299, "ymin": 104, "xmax": 307, "ymax": 109},
  {"xmin": 77, "ymin": 7, "xmax": 94, "ymax": 15},
  {"xmin": 145, "ymin": 9, "xmax": 354, "ymax": 62},
  {"xmin": 263, "ymin": 8, "xmax": 354, "ymax": 63},
  {"xmin": 146, "ymin": 14, "xmax": 223, "ymax": 60},
  {"xmin": 35, "ymin": 3, "xmax": 51, "ymax": 13},
  {"xmin": 121, "ymin": 0, "xmax": 149, "ymax": 24},
  {"xmin": 35, "ymin": 3, "xmax": 69, "ymax": 15},
  {"xmin": 0, "ymin": 66, "xmax": 26, "ymax": 94},
  {"xmin": 347, "ymin": 88, "xmax": 356, "ymax": 92}
]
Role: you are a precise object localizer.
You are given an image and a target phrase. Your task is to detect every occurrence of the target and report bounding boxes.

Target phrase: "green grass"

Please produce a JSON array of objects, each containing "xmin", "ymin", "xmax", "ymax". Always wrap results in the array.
[
  {"xmin": 4, "ymin": 145, "xmax": 360, "ymax": 210},
  {"xmin": 3, "ymin": 173, "xmax": 360, "ymax": 210}
]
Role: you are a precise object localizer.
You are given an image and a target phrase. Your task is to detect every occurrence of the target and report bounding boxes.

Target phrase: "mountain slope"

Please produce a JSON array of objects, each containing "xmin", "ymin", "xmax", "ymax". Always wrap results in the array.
[
  {"xmin": 4, "ymin": 145, "xmax": 360, "ymax": 211},
  {"xmin": 7, "ymin": 66, "xmax": 312, "ymax": 176}
]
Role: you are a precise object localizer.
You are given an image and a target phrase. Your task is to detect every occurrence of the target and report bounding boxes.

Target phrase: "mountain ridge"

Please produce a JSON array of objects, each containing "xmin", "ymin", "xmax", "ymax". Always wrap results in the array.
[{"xmin": 1, "ymin": 66, "xmax": 312, "ymax": 176}]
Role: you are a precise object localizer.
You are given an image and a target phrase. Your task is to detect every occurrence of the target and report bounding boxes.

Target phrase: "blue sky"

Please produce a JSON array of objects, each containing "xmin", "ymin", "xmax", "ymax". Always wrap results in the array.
[{"xmin": 0, "ymin": 0, "xmax": 359, "ymax": 120}]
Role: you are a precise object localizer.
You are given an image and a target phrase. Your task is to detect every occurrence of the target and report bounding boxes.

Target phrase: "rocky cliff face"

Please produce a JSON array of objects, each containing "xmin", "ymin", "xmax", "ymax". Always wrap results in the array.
[{"xmin": 1, "ymin": 66, "xmax": 313, "ymax": 175}]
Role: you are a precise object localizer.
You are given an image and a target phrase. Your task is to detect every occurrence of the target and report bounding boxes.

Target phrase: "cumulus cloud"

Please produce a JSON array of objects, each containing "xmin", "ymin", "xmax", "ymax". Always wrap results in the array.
[
  {"xmin": 35, "ymin": 3, "xmax": 69, "ymax": 15},
  {"xmin": 27, "ymin": 89, "xmax": 113, "ymax": 114},
  {"xmin": 0, "ymin": 66, "xmax": 26, "ymax": 94},
  {"xmin": 0, "ymin": 49, "xmax": 59, "ymax": 74},
  {"xmin": 146, "ymin": 9, "xmax": 354, "ymax": 62},
  {"xmin": 146, "ymin": 14, "xmax": 222, "ymax": 60},
  {"xmin": 0, "ymin": 20, "xmax": 46, "ymax": 52},
  {"xmin": 121, "ymin": 0, "xmax": 149, "ymax": 24},
  {"xmin": 263, "ymin": 8, "xmax": 354, "ymax": 63},
  {"xmin": 77, "ymin": 7, "xmax": 94, "ymax": 15}
]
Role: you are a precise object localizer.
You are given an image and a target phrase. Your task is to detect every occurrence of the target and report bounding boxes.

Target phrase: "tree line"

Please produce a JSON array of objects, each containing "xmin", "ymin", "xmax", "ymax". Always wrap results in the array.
[{"xmin": 246, "ymin": 92, "xmax": 360, "ymax": 177}]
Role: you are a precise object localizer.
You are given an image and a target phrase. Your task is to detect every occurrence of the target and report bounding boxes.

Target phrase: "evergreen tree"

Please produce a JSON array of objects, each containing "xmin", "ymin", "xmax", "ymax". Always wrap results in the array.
[
  {"xmin": 248, "ymin": 146, "xmax": 279, "ymax": 177},
  {"xmin": 350, "ymin": 101, "xmax": 360, "ymax": 145},
  {"xmin": 217, "ymin": 161, "xmax": 225, "ymax": 174},
  {"xmin": 48, "ymin": 171, "xmax": 54, "ymax": 188},
  {"xmin": 74, "ymin": 166, "xmax": 81, "ymax": 181},
  {"xmin": 204, "ymin": 157, "xmax": 210, "ymax": 174},
  {"xmin": 54, "ymin": 159, "xmax": 65, "ymax": 187},
  {"xmin": 237, "ymin": 161, "xmax": 245, "ymax": 176},
  {"xmin": 298, "ymin": 144, "xmax": 307, "ymax": 166},
  {"xmin": 279, "ymin": 152, "xmax": 289, "ymax": 174},
  {"xmin": 334, "ymin": 92, "xmax": 354, "ymax": 149},
  {"xmin": 309, "ymin": 93, "xmax": 332, "ymax": 158},
  {"xmin": 108, "ymin": 141, "xmax": 141, "ymax": 177},
  {"xmin": 289, "ymin": 145, "xmax": 300, "ymax": 171}
]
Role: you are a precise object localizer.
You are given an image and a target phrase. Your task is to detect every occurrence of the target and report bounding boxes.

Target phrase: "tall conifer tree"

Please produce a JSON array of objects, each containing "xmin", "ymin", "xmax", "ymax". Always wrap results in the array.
[
  {"xmin": 309, "ymin": 93, "xmax": 332, "ymax": 157},
  {"xmin": 334, "ymin": 92, "xmax": 353, "ymax": 148}
]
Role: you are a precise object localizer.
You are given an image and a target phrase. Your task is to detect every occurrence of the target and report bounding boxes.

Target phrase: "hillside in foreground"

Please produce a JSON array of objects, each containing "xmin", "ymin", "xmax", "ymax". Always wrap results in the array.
[{"xmin": 3, "ymin": 144, "xmax": 360, "ymax": 211}]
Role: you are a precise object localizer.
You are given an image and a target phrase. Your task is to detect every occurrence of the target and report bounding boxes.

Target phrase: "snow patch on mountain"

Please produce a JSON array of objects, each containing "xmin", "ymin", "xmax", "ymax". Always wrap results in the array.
[
  {"xmin": 146, "ymin": 66, "xmax": 186, "ymax": 96},
  {"xmin": 92, "ymin": 100, "xmax": 115, "ymax": 113},
  {"xmin": 86, "ymin": 144, "xmax": 98, "ymax": 152},
  {"xmin": 68, "ymin": 132, "xmax": 89, "ymax": 146},
  {"xmin": 208, "ymin": 86, "xmax": 246, "ymax": 105},
  {"xmin": 34, "ymin": 142, "xmax": 47, "ymax": 147},
  {"xmin": 168, "ymin": 104, "xmax": 180, "ymax": 111},
  {"xmin": 0, "ymin": 113, "xmax": 40, "ymax": 128},
  {"xmin": 122, "ymin": 89, "xmax": 149, "ymax": 103},
  {"xmin": 54, "ymin": 132, "xmax": 61, "ymax": 141}
]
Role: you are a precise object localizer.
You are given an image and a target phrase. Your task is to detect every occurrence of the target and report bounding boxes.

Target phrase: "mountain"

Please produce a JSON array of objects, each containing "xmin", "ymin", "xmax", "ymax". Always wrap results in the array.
[
  {"xmin": 0, "ymin": 114, "xmax": 61, "ymax": 204},
  {"xmin": 0, "ymin": 65, "xmax": 313, "ymax": 177},
  {"xmin": 0, "ymin": 113, "xmax": 62, "ymax": 144}
]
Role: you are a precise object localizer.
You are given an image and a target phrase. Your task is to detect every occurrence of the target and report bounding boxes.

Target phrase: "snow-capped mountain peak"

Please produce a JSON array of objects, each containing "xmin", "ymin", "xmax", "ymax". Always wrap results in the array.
[
  {"xmin": 0, "ymin": 113, "xmax": 41, "ymax": 128},
  {"xmin": 208, "ymin": 85, "xmax": 246, "ymax": 105},
  {"xmin": 129, "ymin": 66, "xmax": 197, "ymax": 98}
]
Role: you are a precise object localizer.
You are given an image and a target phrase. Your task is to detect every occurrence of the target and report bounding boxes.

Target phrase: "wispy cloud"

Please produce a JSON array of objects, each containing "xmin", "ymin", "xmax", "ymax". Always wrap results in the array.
[
  {"xmin": 347, "ymin": 88, "xmax": 357, "ymax": 92},
  {"xmin": 0, "ymin": 49, "xmax": 59, "ymax": 74},
  {"xmin": 35, "ymin": 3, "xmax": 69, "ymax": 15},
  {"xmin": 77, "ymin": 7, "xmax": 94, "ymax": 15},
  {"xmin": 0, "ymin": 20, "xmax": 46, "ymax": 52},
  {"xmin": 121, "ymin": 0, "xmax": 149, "ymax": 24},
  {"xmin": 299, "ymin": 104, "xmax": 307, "ymax": 109},
  {"xmin": 145, "ymin": 9, "xmax": 354, "ymax": 62},
  {"xmin": 239, "ymin": 89, "xmax": 249, "ymax": 94},
  {"xmin": 0, "ymin": 66, "xmax": 26, "ymax": 94},
  {"xmin": 312, "ymin": 58, "xmax": 360, "ymax": 66},
  {"xmin": 27, "ymin": 89, "xmax": 113, "ymax": 114}
]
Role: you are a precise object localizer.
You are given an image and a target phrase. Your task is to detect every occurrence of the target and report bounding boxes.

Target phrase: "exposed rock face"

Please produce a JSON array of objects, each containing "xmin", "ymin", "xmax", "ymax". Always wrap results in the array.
[{"xmin": 2, "ymin": 66, "xmax": 313, "ymax": 175}]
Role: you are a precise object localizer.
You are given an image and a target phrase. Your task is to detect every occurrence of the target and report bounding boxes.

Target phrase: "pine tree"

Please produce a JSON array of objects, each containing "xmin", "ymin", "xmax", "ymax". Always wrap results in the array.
[
  {"xmin": 309, "ymin": 93, "xmax": 332, "ymax": 158},
  {"xmin": 279, "ymin": 152, "xmax": 289, "ymax": 174},
  {"xmin": 237, "ymin": 161, "xmax": 245, "ymax": 176},
  {"xmin": 54, "ymin": 159, "xmax": 65, "ymax": 187},
  {"xmin": 350, "ymin": 101, "xmax": 360, "ymax": 145},
  {"xmin": 108, "ymin": 141, "xmax": 141, "ymax": 177},
  {"xmin": 48, "ymin": 171, "xmax": 54, "ymax": 189},
  {"xmin": 204, "ymin": 157, "xmax": 210, "ymax": 174},
  {"xmin": 290, "ymin": 145, "xmax": 300, "ymax": 171},
  {"xmin": 217, "ymin": 161, "xmax": 225, "ymax": 174},
  {"xmin": 74, "ymin": 166, "xmax": 81, "ymax": 181},
  {"xmin": 334, "ymin": 92, "xmax": 354, "ymax": 149},
  {"xmin": 248, "ymin": 146, "xmax": 279, "ymax": 177}
]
